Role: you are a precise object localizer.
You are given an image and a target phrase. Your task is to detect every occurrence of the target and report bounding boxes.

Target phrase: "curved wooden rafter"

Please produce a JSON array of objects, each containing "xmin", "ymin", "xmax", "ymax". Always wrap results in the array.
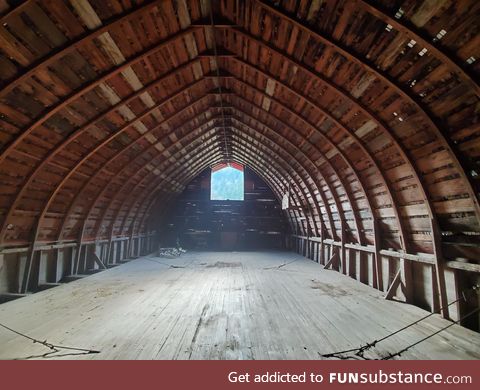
[
  {"xmin": 229, "ymin": 124, "xmax": 331, "ymax": 240},
  {"xmin": 228, "ymin": 56, "xmax": 408, "ymax": 249},
  {"xmin": 222, "ymin": 26, "xmax": 442, "ymax": 225},
  {"xmin": 227, "ymin": 78, "xmax": 378, "ymax": 242},
  {"xmin": 3, "ymin": 60, "xmax": 213, "ymax": 241},
  {"xmin": 215, "ymin": 25, "xmax": 457, "ymax": 304},
  {"xmin": 57, "ymin": 114, "xmax": 224, "ymax": 241},
  {"xmin": 53, "ymin": 96, "xmax": 225, "ymax": 240},
  {"xmin": 0, "ymin": 26, "xmax": 200, "ymax": 165},
  {"xmin": 230, "ymin": 135, "xmax": 322, "ymax": 233},
  {"xmin": 111, "ymin": 129, "xmax": 224, "ymax": 240},
  {"xmin": 1, "ymin": 0, "xmax": 479, "ymax": 322},
  {"xmin": 117, "ymin": 119, "xmax": 320, "ymax": 241},
  {"xmin": 132, "ymin": 110, "xmax": 340, "ymax": 247},
  {"xmin": 135, "ymin": 132, "xmax": 306, "ymax": 242},
  {"xmin": 0, "ymin": 84, "xmax": 218, "ymax": 241},
  {"xmin": 113, "ymin": 103, "xmax": 336, "ymax": 245},
  {"xmin": 356, "ymin": 0, "xmax": 480, "ymax": 96},
  {"xmin": 4, "ymin": 92, "xmax": 218, "ymax": 268},
  {"xmin": 103, "ymin": 134, "xmax": 225, "ymax": 242},
  {"xmin": 237, "ymin": 3, "xmax": 480, "ymax": 218},
  {"xmin": 227, "ymin": 93, "xmax": 364, "ymax": 244},
  {"xmin": 123, "ymin": 145, "xmax": 232, "ymax": 241},
  {"xmin": 0, "ymin": 0, "xmax": 167, "ymax": 95},
  {"xmin": 229, "ymin": 126, "xmax": 358, "ymax": 274},
  {"xmin": 227, "ymin": 109, "xmax": 339, "ymax": 240},
  {"xmin": 227, "ymin": 116, "xmax": 332, "ymax": 237},
  {"xmin": 225, "ymin": 76, "xmax": 392, "ymax": 278},
  {"xmin": 221, "ymin": 27, "xmax": 435, "ymax": 235},
  {"xmin": 215, "ymin": 122, "xmax": 323, "ymax": 239},
  {"xmin": 97, "ymin": 143, "xmax": 225, "ymax": 241},
  {"xmin": 77, "ymin": 124, "xmax": 222, "ymax": 248},
  {"xmin": 106, "ymin": 148, "xmax": 224, "ymax": 258},
  {"xmin": 120, "ymin": 108, "xmax": 322, "ymax": 241},
  {"xmin": 91, "ymin": 62, "xmax": 408, "ymax": 258},
  {"xmin": 58, "ymin": 91, "xmax": 338, "ymax": 245},
  {"xmin": 2, "ymin": 6, "xmax": 472, "ymax": 253},
  {"xmin": 215, "ymin": 25, "xmax": 452, "ymax": 305},
  {"xmin": 132, "ymin": 150, "xmax": 298, "ymax": 246},
  {"xmin": 96, "ymin": 125, "xmax": 224, "ymax": 244}
]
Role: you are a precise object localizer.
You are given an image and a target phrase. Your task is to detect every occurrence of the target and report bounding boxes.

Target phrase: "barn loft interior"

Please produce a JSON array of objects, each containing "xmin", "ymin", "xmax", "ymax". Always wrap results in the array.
[{"xmin": 0, "ymin": 0, "xmax": 479, "ymax": 360}]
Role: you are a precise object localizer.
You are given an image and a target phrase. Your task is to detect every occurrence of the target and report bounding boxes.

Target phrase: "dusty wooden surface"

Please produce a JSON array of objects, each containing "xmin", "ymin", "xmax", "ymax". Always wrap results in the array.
[
  {"xmin": 0, "ymin": 251, "xmax": 478, "ymax": 360},
  {"xmin": 0, "ymin": 0, "xmax": 479, "ymax": 330}
]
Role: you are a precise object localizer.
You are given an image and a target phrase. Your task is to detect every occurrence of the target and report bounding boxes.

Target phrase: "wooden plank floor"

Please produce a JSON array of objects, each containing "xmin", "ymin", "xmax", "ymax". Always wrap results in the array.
[{"xmin": 0, "ymin": 251, "xmax": 479, "ymax": 360}]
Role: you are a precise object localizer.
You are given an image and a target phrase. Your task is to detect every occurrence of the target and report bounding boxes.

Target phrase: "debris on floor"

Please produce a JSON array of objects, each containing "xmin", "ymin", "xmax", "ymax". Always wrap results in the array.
[{"xmin": 157, "ymin": 247, "xmax": 187, "ymax": 258}]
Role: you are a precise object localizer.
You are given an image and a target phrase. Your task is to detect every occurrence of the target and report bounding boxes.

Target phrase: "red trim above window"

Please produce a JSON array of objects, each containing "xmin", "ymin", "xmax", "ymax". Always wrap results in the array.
[{"xmin": 211, "ymin": 163, "xmax": 244, "ymax": 172}]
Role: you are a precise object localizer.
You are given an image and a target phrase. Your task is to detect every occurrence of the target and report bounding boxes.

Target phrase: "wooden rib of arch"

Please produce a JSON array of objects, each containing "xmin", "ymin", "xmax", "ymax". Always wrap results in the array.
[
  {"xmin": 1, "ymin": 3, "xmax": 477, "ymax": 250},
  {"xmin": 0, "ymin": 0, "xmax": 479, "ymax": 319}
]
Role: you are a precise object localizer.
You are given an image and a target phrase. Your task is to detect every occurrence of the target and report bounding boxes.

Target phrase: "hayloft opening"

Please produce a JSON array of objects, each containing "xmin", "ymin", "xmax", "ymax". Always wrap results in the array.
[{"xmin": 210, "ymin": 163, "xmax": 244, "ymax": 201}]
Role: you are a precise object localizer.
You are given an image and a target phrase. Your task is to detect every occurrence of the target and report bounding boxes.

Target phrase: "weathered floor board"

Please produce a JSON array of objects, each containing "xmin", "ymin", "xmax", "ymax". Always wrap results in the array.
[{"xmin": 0, "ymin": 251, "xmax": 479, "ymax": 360}]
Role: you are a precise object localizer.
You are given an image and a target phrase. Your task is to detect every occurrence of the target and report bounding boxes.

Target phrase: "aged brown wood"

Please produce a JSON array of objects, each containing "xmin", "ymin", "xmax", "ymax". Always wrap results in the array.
[
  {"xmin": 357, "ymin": 0, "xmax": 480, "ymax": 96},
  {"xmin": 0, "ymin": 0, "xmax": 479, "ymax": 328},
  {"xmin": 2, "ymin": 59, "xmax": 214, "ymax": 242},
  {"xmin": 0, "ymin": 27, "xmax": 199, "ymax": 165},
  {"xmin": 253, "ymin": 0, "xmax": 480, "ymax": 220},
  {"xmin": 217, "ymin": 25, "xmax": 451, "ymax": 303},
  {"xmin": 0, "ymin": 0, "xmax": 166, "ymax": 96},
  {"xmin": 0, "ymin": 82, "xmax": 215, "ymax": 242}
]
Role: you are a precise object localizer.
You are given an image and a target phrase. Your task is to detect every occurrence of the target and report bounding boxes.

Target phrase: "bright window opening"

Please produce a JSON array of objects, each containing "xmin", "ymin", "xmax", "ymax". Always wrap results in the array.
[{"xmin": 210, "ymin": 163, "xmax": 244, "ymax": 201}]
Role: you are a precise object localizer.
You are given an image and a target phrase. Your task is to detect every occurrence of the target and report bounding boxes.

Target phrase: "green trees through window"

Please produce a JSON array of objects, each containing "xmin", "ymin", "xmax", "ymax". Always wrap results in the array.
[{"xmin": 210, "ymin": 165, "xmax": 244, "ymax": 201}]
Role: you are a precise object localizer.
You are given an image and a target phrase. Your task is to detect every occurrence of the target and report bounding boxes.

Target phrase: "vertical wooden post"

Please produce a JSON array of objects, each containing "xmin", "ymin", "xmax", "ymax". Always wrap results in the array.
[
  {"xmin": 373, "ymin": 218, "xmax": 383, "ymax": 291},
  {"xmin": 21, "ymin": 246, "xmax": 37, "ymax": 293},
  {"xmin": 105, "ymin": 238, "xmax": 113, "ymax": 266},
  {"xmin": 431, "ymin": 222, "xmax": 449, "ymax": 318},
  {"xmin": 319, "ymin": 224, "xmax": 325, "ymax": 265},
  {"xmin": 400, "ymin": 257, "xmax": 413, "ymax": 303}
]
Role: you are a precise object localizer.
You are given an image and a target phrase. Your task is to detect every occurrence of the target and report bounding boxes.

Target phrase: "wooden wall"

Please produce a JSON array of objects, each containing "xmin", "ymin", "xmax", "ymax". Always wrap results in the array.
[
  {"xmin": 0, "ymin": 233, "xmax": 155, "ymax": 300},
  {"xmin": 0, "ymin": 0, "xmax": 478, "ymax": 329},
  {"xmin": 157, "ymin": 167, "xmax": 287, "ymax": 250}
]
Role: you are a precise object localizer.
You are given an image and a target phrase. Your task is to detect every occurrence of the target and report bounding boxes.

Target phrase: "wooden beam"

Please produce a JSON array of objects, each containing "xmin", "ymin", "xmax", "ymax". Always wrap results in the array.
[
  {"xmin": 56, "ymin": 104, "xmax": 222, "ymax": 242},
  {"xmin": 126, "ymin": 122, "xmax": 298, "ymax": 238},
  {"xmin": 446, "ymin": 261, "xmax": 480, "ymax": 273},
  {"xmin": 129, "ymin": 118, "xmax": 304, "ymax": 241},
  {"xmin": 294, "ymin": 235, "xmax": 440, "ymax": 265},
  {"xmin": 213, "ymin": 26, "xmax": 473, "ymax": 308},
  {"xmin": 3, "ymin": 59, "xmax": 211, "ymax": 243},
  {"xmin": 101, "ymin": 127, "xmax": 223, "ymax": 245},
  {"xmin": 118, "ymin": 143, "xmax": 226, "ymax": 241},
  {"xmin": 0, "ymin": 26, "xmax": 200, "ymax": 166},
  {"xmin": 225, "ymin": 73, "xmax": 390, "ymax": 260},
  {"xmin": 3, "ymin": 90, "xmax": 217, "ymax": 246},
  {"xmin": 253, "ymin": 0, "xmax": 480, "ymax": 221},
  {"xmin": 357, "ymin": 0, "xmax": 480, "ymax": 96},
  {"xmin": 228, "ymin": 127, "xmax": 323, "ymax": 239},
  {"xmin": 92, "ymin": 253, "xmax": 107, "ymax": 270},
  {"xmin": 128, "ymin": 150, "xmax": 225, "ymax": 239},
  {"xmin": 224, "ymin": 38, "xmax": 425, "ymax": 260},
  {"xmin": 59, "ymin": 112, "xmax": 223, "ymax": 241},
  {"xmin": 134, "ymin": 123, "xmax": 317, "ymax": 242},
  {"xmin": 231, "ymin": 130, "xmax": 331, "ymax": 241},
  {"xmin": 385, "ymin": 269, "xmax": 402, "ymax": 300},
  {"xmin": 324, "ymin": 252, "xmax": 339, "ymax": 270},
  {"xmin": 228, "ymin": 112, "xmax": 333, "ymax": 237},
  {"xmin": 118, "ymin": 99, "xmax": 322, "ymax": 241},
  {"xmin": 224, "ymin": 24, "xmax": 452, "ymax": 305},
  {"xmin": 0, "ymin": 0, "xmax": 167, "ymax": 97},
  {"xmin": 227, "ymin": 97, "xmax": 348, "ymax": 242}
]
